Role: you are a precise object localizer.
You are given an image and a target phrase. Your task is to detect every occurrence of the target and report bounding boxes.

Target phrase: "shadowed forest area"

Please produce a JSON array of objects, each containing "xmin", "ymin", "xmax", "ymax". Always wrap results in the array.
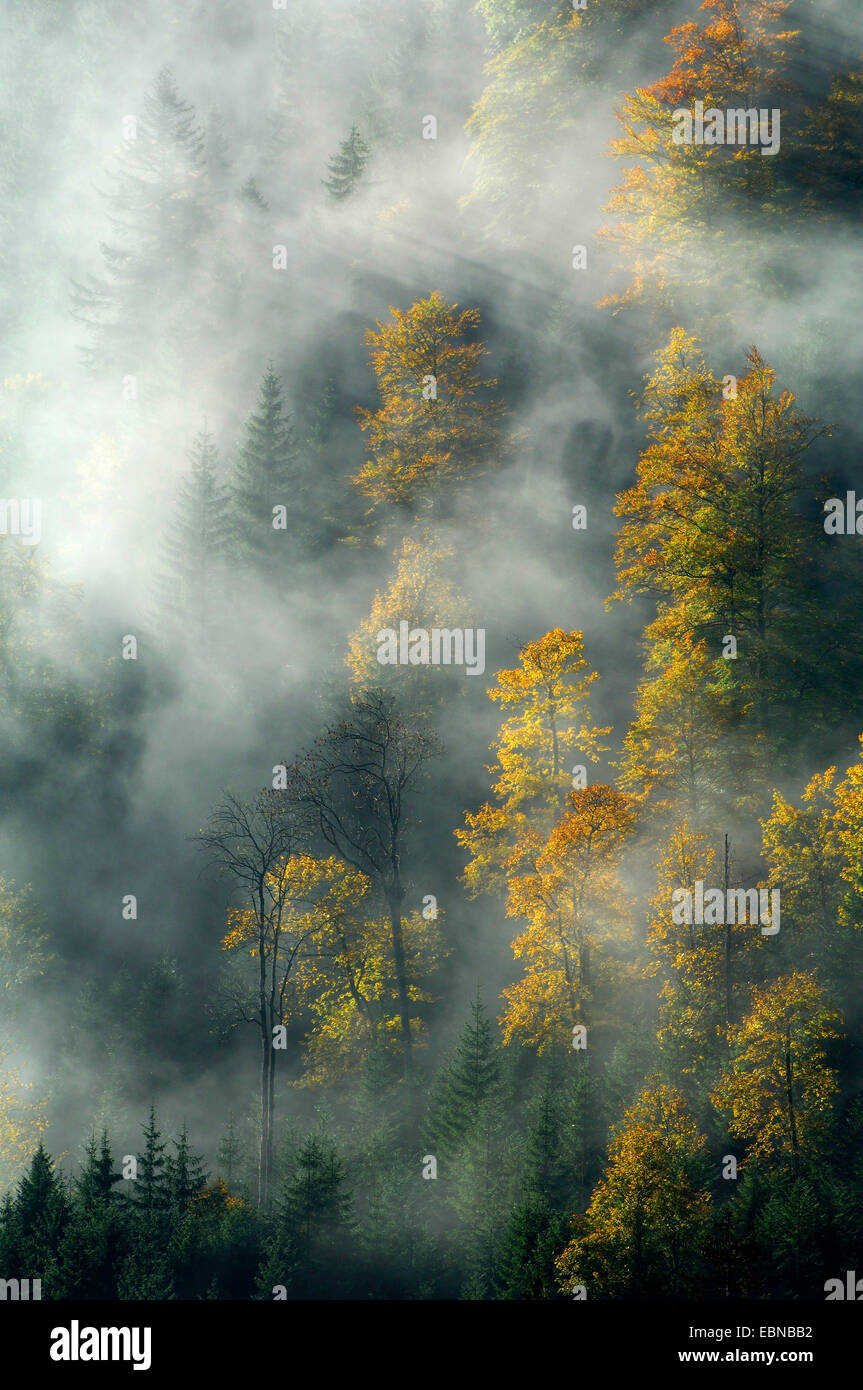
[{"xmin": 2, "ymin": 0, "xmax": 863, "ymax": 1301}]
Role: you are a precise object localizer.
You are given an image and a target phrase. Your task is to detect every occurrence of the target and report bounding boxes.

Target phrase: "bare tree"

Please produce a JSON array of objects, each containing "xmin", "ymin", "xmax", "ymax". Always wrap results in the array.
[
  {"xmin": 284, "ymin": 689, "xmax": 440, "ymax": 1078},
  {"xmin": 199, "ymin": 790, "xmax": 309, "ymax": 1209}
]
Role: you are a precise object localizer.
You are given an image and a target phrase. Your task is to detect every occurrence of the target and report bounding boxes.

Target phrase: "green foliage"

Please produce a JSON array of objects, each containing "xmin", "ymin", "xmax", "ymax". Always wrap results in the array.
[
  {"xmin": 155, "ymin": 429, "xmax": 232, "ymax": 644},
  {"xmin": 323, "ymin": 125, "xmax": 371, "ymax": 200}
]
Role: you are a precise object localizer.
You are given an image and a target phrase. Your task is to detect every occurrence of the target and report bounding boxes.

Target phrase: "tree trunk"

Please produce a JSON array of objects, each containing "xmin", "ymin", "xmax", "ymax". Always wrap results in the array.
[
  {"xmin": 723, "ymin": 834, "xmax": 732, "ymax": 1039},
  {"xmin": 387, "ymin": 882, "xmax": 413, "ymax": 1076},
  {"xmin": 259, "ymin": 1023, "xmax": 270, "ymax": 1208},
  {"xmin": 785, "ymin": 1028, "xmax": 800, "ymax": 1179}
]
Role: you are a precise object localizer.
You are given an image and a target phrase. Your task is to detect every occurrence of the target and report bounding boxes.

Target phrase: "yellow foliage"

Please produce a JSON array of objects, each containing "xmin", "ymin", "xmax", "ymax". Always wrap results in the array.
[
  {"xmin": 711, "ymin": 971, "xmax": 842, "ymax": 1169},
  {"xmin": 456, "ymin": 629, "xmax": 610, "ymax": 899},
  {"xmin": 353, "ymin": 291, "xmax": 506, "ymax": 512}
]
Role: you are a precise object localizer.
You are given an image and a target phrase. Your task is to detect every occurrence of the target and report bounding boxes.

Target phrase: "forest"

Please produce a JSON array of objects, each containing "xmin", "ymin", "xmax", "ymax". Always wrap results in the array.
[{"xmin": 2, "ymin": 0, "xmax": 863, "ymax": 1303}]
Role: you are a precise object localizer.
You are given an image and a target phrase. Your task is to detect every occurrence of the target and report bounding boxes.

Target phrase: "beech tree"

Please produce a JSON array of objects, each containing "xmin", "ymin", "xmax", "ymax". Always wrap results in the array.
[
  {"xmin": 600, "ymin": 0, "xmax": 800, "ymax": 310},
  {"xmin": 285, "ymin": 690, "xmax": 440, "ymax": 1077},
  {"xmin": 200, "ymin": 792, "xmax": 305, "ymax": 1208},
  {"xmin": 456, "ymin": 629, "xmax": 609, "ymax": 898},
  {"xmin": 611, "ymin": 329, "xmax": 828, "ymax": 809},
  {"xmin": 711, "ymin": 972, "xmax": 842, "ymax": 1176},
  {"xmin": 501, "ymin": 785, "xmax": 636, "ymax": 1048},
  {"xmin": 555, "ymin": 1081, "xmax": 711, "ymax": 1298},
  {"xmin": 353, "ymin": 292, "xmax": 507, "ymax": 516}
]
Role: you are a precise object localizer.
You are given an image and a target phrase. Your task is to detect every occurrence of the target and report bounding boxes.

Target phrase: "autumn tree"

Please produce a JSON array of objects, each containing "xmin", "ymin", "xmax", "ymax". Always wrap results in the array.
[
  {"xmin": 711, "ymin": 971, "xmax": 842, "ymax": 1176},
  {"xmin": 501, "ymin": 785, "xmax": 637, "ymax": 1050},
  {"xmin": 647, "ymin": 822, "xmax": 764, "ymax": 1086},
  {"xmin": 345, "ymin": 530, "xmax": 474, "ymax": 706},
  {"xmin": 617, "ymin": 636, "xmax": 740, "ymax": 830},
  {"xmin": 464, "ymin": 0, "xmax": 671, "ymax": 245},
  {"xmin": 761, "ymin": 768, "xmax": 846, "ymax": 977},
  {"xmin": 600, "ymin": 0, "xmax": 800, "ymax": 311},
  {"xmin": 289, "ymin": 856, "xmax": 445, "ymax": 1086},
  {"xmin": 611, "ymin": 328, "xmax": 829, "ymax": 813},
  {"xmin": 555, "ymin": 1081, "xmax": 711, "ymax": 1297},
  {"xmin": 353, "ymin": 292, "xmax": 507, "ymax": 517},
  {"xmin": 285, "ymin": 690, "xmax": 440, "ymax": 1077},
  {"xmin": 0, "ymin": 1055, "xmax": 47, "ymax": 1192},
  {"xmin": 456, "ymin": 629, "xmax": 609, "ymax": 899},
  {"xmin": 760, "ymin": 744, "xmax": 863, "ymax": 1004},
  {"xmin": 796, "ymin": 64, "xmax": 863, "ymax": 214},
  {"xmin": 200, "ymin": 792, "xmax": 306, "ymax": 1208}
]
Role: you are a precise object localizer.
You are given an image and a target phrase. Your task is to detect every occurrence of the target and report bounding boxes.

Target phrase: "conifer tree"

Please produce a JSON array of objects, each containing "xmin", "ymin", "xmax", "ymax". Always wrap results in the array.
[
  {"xmin": 323, "ymin": 125, "xmax": 371, "ymax": 199},
  {"xmin": 231, "ymin": 364, "xmax": 302, "ymax": 576},
  {"xmin": 58, "ymin": 1131, "xmax": 122, "ymax": 1300},
  {"xmin": 495, "ymin": 1191, "xmax": 567, "ymax": 1299},
  {"xmin": 119, "ymin": 1106, "xmax": 174, "ymax": 1299},
  {"xmin": 166, "ymin": 1124, "xmax": 208, "ymax": 1212},
  {"xmin": 256, "ymin": 1131, "xmax": 354, "ymax": 1299},
  {"xmin": 3, "ymin": 1143, "xmax": 69, "ymax": 1295},
  {"xmin": 427, "ymin": 994, "xmax": 502, "ymax": 1159},
  {"xmin": 156, "ymin": 428, "xmax": 231, "ymax": 644},
  {"xmin": 130, "ymin": 1106, "xmax": 170, "ymax": 1224},
  {"xmin": 71, "ymin": 67, "xmax": 208, "ymax": 380},
  {"xmin": 217, "ymin": 1113, "xmax": 242, "ymax": 1191}
]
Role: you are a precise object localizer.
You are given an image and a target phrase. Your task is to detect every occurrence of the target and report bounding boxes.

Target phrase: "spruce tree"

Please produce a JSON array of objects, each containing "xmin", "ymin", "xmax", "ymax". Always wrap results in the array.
[
  {"xmin": 6, "ymin": 1143, "xmax": 70, "ymax": 1295},
  {"xmin": 427, "ymin": 993, "xmax": 501, "ymax": 1158},
  {"xmin": 166, "ymin": 1124, "xmax": 208, "ymax": 1213},
  {"xmin": 119, "ymin": 1107, "xmax": 174, "ymax": 1300},
  {"xmin": 256, "ymin": 1131, "xmax": 354, "ymax": 1299},
  {"xmin": 495, "ymin": 1192, "xmax": 567, "ymax": 1300},
  {"xmin": 156, "ymin": 428, "xmax": 231, "ymax": 644},
  {"xmin": 71, "ymin": 67, "xmax": 208, "ymax": 381},
  {"xmin": 231, "ymin": 364, "xmax": 301, "ymax": 576},
  {"xmin": 59, "ymin": 1131, "xmax": 123, "ymax": 1299},
  {"xmin": 217, "ymin": 1112, "xmax": 241, "ymax": 1190},
  {"xmin": 323, "ymin": 126, "xmax": 371, "ymax": 200},
  {"xmin": 130, "ymin": 1105, "xmax": 170, "ymax": 1223}
]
